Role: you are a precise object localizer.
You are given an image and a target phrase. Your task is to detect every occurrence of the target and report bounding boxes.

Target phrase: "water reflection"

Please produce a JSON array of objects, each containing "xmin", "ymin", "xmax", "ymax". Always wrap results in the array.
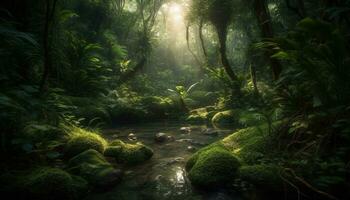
[{"xmin": 86, "ymin": 122, "xmax": 237, "ymax": 200}]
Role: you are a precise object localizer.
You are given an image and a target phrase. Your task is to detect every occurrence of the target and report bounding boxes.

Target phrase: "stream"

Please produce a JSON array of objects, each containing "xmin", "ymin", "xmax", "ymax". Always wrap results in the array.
[{"xmin": 86, "ymin": 122, "xmax": 243, "ymax": 200}]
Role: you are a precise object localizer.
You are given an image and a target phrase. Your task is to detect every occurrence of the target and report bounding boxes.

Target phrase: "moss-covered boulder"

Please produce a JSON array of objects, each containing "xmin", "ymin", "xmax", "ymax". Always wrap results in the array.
[
  {"xmin": 68, "ymin": 149, "xmax": 122, "ymax": 188},
  {"xmin": 238, "ymin": 164, "xmax": 283, "ymax": 191},
  {"xmin": 21, "ymin": 167, "xmax": 88, "ymax": 200},
  {"xmin": 104, "ymin": 140, "xmax": 153, "ymax": 165},
  {"xmin": 186, "ymin": 143, "xmax": 241, "ymax": 188},
  {"xmin": 211, "ymin": 110, "xmax": 237, "ymax": 126},
  {"xmin": 186, "ymin": 107, "xmax": 212, "ymax": 123},
  {"xmin": 222, "ymin": 126, "xmax": 268, "ymax": 164},
  {"xmin": 65, "ymin": 127, "xmax": 107, "ymax": 158}
]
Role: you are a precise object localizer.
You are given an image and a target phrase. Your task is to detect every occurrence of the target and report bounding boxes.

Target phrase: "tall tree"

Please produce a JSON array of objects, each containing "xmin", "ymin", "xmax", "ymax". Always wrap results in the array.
[
  {"xmin": 188, "ymin": 0, "xmax": 239, "ymax": 84},
  {"xmin": 253, "ymin": 0, "xmax": 282, "ymax": 80},
  {"xmin": 39, "ymin": 0, "xmax": 58, "ymax": 93}
]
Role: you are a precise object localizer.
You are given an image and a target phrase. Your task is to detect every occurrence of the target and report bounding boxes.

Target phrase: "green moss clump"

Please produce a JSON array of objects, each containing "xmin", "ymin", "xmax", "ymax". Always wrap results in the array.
[
  {"xmin": 65, "ymin": 127, "xmax": 107, "ymax": 158},
  {"xmin": 211, "ymin": 110, "xmax": 236, "ymax": 126},
  {"xmin": 222, "ymin": 126, "xmax": 267, "ymax": 164},
  {"xmin": 186, "ymin": 144, "xmax": 240, "ymax": 188},
  {"xmin": 104, "ymin": 145, "xmax": 123, "ymax": 157},
  {"xmin": 68, "ymin": 149, "xmax": 121, "ymax": 187},
  {"xmin": 105, "ymin": 140, "xmax": 153, "ymax": 165},
  {"xmin": 238, "ymin": 164, "xmax": 283, "ymax": 190},
  {"xmin": 186, "ymin": 107, "xmax": 211, "ymax": 123},
  {"xmin": 22, "ymin": 167, "xmax": 87, "ymax": 200},
  {"xmin": 185, "ymin": 142, "xmax": 224, "ymax": 171}
]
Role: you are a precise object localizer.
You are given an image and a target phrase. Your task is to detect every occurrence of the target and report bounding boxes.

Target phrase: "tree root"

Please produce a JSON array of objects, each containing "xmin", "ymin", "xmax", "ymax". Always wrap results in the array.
[{"xmin": 284, "ymin": 168, "xmax": 339, "ymax": 200}]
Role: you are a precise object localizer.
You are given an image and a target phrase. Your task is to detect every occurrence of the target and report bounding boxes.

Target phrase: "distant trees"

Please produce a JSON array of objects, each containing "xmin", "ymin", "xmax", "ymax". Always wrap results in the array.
[{"xmin": 188, "ymin": 0, "xmax": 242, "ymax": 96}]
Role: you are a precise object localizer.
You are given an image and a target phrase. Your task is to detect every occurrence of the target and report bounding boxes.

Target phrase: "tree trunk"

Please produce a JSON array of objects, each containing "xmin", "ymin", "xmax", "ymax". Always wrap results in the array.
[
  {"xmin": 199, "ymin": 19, "xmax": 208, "ymax": 60},
  {"xmin": 250, "ymin": 64, "xmax": 259, "ymax": 94},
  {"xmin": 217, "ymin": 28, "xmax": 242, "ymax": 96},
  {"xmin": 286, "ymin": 0, "xmax": 306, "ymax": 18},
  {"xmin": 39, "ymin": 0, "xmax": 58, "ymax": 93},
  {"xmin": 186, "ymin": 25, "xmax": 203, "ymax": 71},
  {"xmin": 217, "ymin": 28, "xmax": 238, "ymax": 82},
  {"xmin": 253, "ymin": 0, "xmax": 282, "ymax": 80}
]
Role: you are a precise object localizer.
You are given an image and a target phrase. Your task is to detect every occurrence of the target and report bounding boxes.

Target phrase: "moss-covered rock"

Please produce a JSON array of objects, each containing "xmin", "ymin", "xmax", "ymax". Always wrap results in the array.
[
  {"xmin": 23, "ymin": 123, "xmax": 68, "ymax": 143},
  {"xmin": 186, "ymin": 143, "xmax": 241, "ymax": 188},
  {"xmin": 65, "ymin": 127, "xmax": 107, "ymax": 158},
  {"xmin": 211, "ymin": 110, "xmax": 236, "ymax": 126},
  {"xmin": 186, "ymin": 107, "xmax": 212, "ymax": 123},
  {"xmin": 68, "ymin": 149, "xmax": 122, "ymax": 188},
  {"xmin": 21, "ymin": 167, "xmax": 88, "ymax": 200},
  {"xmin": 238, "ymin": 164, "xmax": 283, "ymax": 190},
  {"xmin": 105, "ymin": 140, "xmax": 153, "ymax": 165},
  {"xmin": 222, "ymin": 126, "xmax": 268, "ymax": 164}
]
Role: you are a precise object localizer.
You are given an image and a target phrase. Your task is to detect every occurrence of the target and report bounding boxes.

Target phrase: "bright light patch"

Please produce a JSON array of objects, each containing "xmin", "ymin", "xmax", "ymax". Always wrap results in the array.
[
  {"xmin": 169, "ymin": 3, "xmax": 183, "ymax": 25},
  {"xmin": 169, "ymin": 4, "xmax": 182, "ymax": 14}
]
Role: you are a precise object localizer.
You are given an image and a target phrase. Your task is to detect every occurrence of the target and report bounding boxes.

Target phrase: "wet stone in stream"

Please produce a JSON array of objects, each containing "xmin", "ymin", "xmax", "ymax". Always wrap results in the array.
[{"xmin": 88, "ymin": 122, "xmax": 238, "ymax": 200}]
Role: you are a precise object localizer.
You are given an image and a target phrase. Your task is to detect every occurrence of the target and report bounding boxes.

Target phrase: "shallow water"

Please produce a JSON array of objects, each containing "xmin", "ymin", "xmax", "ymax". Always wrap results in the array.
[{"xmin": 86, "ymin": 122, "xmax": 243, "ymax": 200}]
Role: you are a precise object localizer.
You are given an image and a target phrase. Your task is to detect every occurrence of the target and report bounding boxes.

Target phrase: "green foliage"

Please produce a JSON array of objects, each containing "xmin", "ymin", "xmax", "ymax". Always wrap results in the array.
[
  {"xmin": 257, "ymin": 18, "xmax": 350, "ymax": 112},
  {"xmin": 105, "ymin": 140, "xmax": 153, "ymax": 165},
  {"xmin": 238, "ymin": 164, "xmax": 283, "ymax": 190}
]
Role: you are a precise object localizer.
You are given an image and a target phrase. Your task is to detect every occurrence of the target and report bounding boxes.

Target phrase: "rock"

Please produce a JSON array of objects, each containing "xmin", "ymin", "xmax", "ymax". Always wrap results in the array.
[
  {"xmin": 155, "ymin": 132, "xmax": 168, "ymax": 142},
  {"xmin": 186, "ymin": 143, "xmax": 240, "ymax": 188},
  {"xmin": 180, "ymin": 127, "xmax": 191, "ymax": 134},
  {"xmin": 161, "ymin": 157, "xmax": 185, "ymax": 166},
  {"xmin": 202, "ymin": 128, "xmax": 219, "ymax": 136},
  {"xmin": 68, "ymin": 149, "xmax": 122, "ymax": 188},
  {"xmin": 186, "ymin": 108, "xmax": 210, "ymax": 124},
  {"xmin": 128, "ymin": 133, "xmax": 137, "ymax": 141},
  {"xmin": 176, "ymin": 139, "xmax": 207, "ymax": 146},
  {"xmin": 64, "ymin": 128, "xmax": 107, "ymax": 158},
  {"xmin": 167, "ymin": 135, "xmax": 175, "ymax": 141},
  {"xmin": 20, "ymin": 167, "xmax": 88, "ymax": 200},
  {"xmin": 211, "ymin": 110, "xmax": 236, "ymax": 126},
  {"xmin": 187, "ymin": 146, "xmax": 196, "ymax": 151},
  {"xmin": 96, "ymin": 169, "xmax": 123, "ymax": 188},
  {"xmin": 176, "ymin": 138, "xmax": 193, "ymax": 143},
  {"xmin": 105, "ymin": 140, "xmax": 153, "ymax": 165}
]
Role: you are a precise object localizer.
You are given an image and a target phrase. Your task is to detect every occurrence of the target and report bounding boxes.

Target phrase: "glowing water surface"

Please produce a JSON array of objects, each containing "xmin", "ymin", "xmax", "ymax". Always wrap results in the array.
[{"xmin": 86, "ymin": 122, "xmax": 242, "ymax": 200}]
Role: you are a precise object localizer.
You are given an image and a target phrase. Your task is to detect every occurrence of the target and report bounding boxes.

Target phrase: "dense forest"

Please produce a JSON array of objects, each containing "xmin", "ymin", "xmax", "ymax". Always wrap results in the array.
[{"xmin": 0, "ymin": 0, "xmax": 350, "ymax": 199}]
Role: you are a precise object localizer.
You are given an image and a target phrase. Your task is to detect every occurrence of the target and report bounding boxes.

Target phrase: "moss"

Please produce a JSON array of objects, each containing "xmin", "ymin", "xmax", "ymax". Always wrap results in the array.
[
  {"xmin": 109, "ymin": 104, "xmax": 147, "ymax": 123},
  {"xmin": 140, "ymin": 96, "xmax": 175, "ymax": 118},
  {"xmin": 222, "ymin": 126, "xmax": 267, "ymax": 164},
  {"xmin": 65, "ymin": 127, "xmax": 107, "ymax": 158},
  {"xmin": 185, "ymin": 142, "xmax": 224, "ymax": 170},
  {"xmin": 211, "ymin": 110, "xmax": 236, "ymax": 126},
  {"xmin": 68, "ymin": 149, "xmax": 121, "ymax": 187},
  {"xmin": 186, "ymin": 143, "xmax": 240, "ymax": 188},
  {"xmin": 104, "ymin": 145, "xmax": 123, "ymax": 157},
  {"xmin": 23, "ymin": 122, "xmax": 68, "ymax": 143},
  {"xmin": 238, "ymin": 164, "xmax": 283, "ymax": 190},
  {"xmin": 105, "ymin": 140, "xmax": 153, "ymax": 165},
  {"xmin": 186, "ymin": 107, "xmax": 210, "ymax": 123},
  {"xmin": 21, "ymin": 167, "xmax": 87, "ymax": 200}
]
